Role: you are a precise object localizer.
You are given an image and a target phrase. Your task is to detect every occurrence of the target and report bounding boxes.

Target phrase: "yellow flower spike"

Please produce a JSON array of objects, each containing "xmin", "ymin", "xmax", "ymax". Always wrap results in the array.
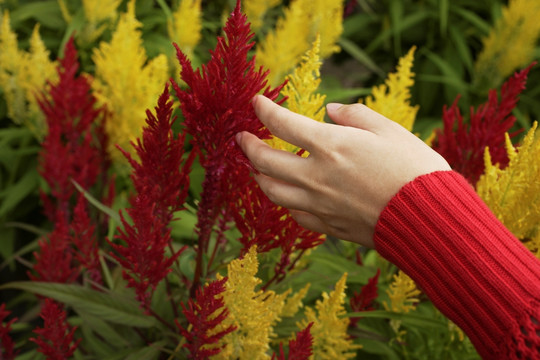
[
  {"xmin": 243, "ymin": 0, "xmax": 281, "ymax": 31},
  {"xmin": 362, "ymin": 47, "xmax": 419, "ymax": 132},
  {"xmin": 474, "ymin": 0, "xmax": 540, "ymax": 92},
  {"xmin": 297, "ymin": 273, "xmax": 361, "ymax": 359},
  {"xmin": 0, "ymin": 13, "xmax": 57, "ymax": 139},
  {"xmin": 167, "ymin": 0, "xmax": 203, "ymax": 60},
  {"xmin": 256, "ymin": 0, "xmax": 345, "ymax": 87},
  {"xmin": 476, "ymin": 122, "xmax": 540, "ymax": 256},
  {"xmin": 212, "ymin": 246, "xmax": 287, "ymax": 359},
  {"xmin": 92, "ymin": 0, "xmax": 168, "ymax": 165},
  {"xmin": 80, "ymin": 0, "xmax": 121, "ymax": 44},
  {"xmin": 383, "ymin": 270, "xmax": 420, "ymax": 314},
  {"xmin": 266, "ymin": 36, "xmax": 325, "ymax": 155},
  {"xmin": 281, "ymin": 283, "xmax": 310, "ymax": 317}
]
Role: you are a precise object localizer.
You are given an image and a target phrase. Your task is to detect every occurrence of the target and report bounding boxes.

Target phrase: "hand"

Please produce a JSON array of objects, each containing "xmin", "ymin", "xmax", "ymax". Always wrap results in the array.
[{"xmin": 236, "ymin": 95, "xmax": 451, "ymax": 247}]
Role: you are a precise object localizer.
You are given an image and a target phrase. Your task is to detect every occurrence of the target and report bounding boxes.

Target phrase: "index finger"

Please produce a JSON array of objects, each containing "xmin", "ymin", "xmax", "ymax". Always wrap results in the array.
[{"xmin": 253, "ymin": 95, "xmax": 328, "ymax": 152}]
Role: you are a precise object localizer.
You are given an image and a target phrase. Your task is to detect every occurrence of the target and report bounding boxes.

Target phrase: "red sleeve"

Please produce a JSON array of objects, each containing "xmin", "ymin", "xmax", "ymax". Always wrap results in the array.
[{"xmin": 373, "ymin": 170, "xmax": 540, "ymax": 359}]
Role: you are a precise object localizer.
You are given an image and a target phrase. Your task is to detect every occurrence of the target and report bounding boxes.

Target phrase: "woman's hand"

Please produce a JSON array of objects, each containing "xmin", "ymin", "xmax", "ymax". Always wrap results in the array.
[{"xmin": 236, "ymin": 95, "xmax": 451, "ymax": 247}]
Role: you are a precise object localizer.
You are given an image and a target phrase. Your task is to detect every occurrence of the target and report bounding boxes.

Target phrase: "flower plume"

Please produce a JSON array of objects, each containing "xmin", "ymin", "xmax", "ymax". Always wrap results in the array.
[{"xmin": 432, "ymin": 63, "xmax": 534, "ymax": 185}]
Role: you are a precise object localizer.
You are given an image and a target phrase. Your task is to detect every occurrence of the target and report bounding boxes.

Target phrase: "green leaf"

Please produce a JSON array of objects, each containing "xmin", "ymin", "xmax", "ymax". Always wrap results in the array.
[
  {"xmin": 125, "ymin": 342, "xmax": 167, "ymax": 360},
  {"xmin": 1, "ymin": 282, "xmax": 157, "ymax": 328},
  {"xmin": 0, "ymin": 167, "xmax": 38, "ymax": 218},
  {"xmin": 10, "ymin": 1, "xmax": 65, "ymax": 29},
  {"xmin": 338, "ymin": 38, "xmax": 384, "ymax": 76},
  {"xmin": 322, "ymin": 87, "xmax": 372, "ymax": 104},
  {"xmin": 439, "ymin": 0, "xmax": 449, "ymax": 36},
  {"xmin": 346, "ymin": 310, "xmax": 448, "ymax": 330},
  {"xmin": 449, "ymin": 25, "xmax": 473, "ymax": 73},
  {"xmin": 72, "ymin": 180, "xmax": 120, "ymax": 223},
  {"xmin": 451, "ymin": 7, "xmax": 491, "ymax": 35}
]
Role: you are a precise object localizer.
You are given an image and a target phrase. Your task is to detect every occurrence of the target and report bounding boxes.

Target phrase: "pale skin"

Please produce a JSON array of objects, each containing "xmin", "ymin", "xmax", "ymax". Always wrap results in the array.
[{"xmin": 236, "ymin": 95, "xmax": 451, "ymax": 248}]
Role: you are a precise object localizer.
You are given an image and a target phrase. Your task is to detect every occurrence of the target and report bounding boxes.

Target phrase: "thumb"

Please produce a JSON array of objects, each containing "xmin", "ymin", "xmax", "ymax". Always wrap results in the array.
[{"xmin": 326, "ymin": 103, "xmax": 391, "ymax": 133}]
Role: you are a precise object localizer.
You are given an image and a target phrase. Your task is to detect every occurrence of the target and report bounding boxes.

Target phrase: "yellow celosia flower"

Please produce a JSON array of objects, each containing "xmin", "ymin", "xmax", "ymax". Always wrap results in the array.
[
  {"xmin": 0, "ymin": 12, "xmax": 57, "ymax": 139},
  {"xmin": 474, "ymin": 0, "xmax": 540, "ymax": 92},
  {"xmin": 92, "ymin": 0, "xmax": 168, "ymax": 164},
  {"xmin": 297, "ymin": 273, "xmax": 361, "ymax": 359},
  {"xmin": 362, "ymin": 47, "xmax": 419, "ymax": 132},
  {"xmin": 266, "ymin": 36, "xmax": 325, "ymax": 154},
  {"xmin": 281, "ymin": 283, "xmax": 310, "ymax": 317},
  {"xmin": 243, "ymin": 0, "xmax": 281, "ymax": 30},
  {"xmin": 383, "ymin": 270, "xmax": 420, "ymax": 340},
  {"xmin": 476, "ymin": 122, "xmax": 540, "ymax": 258},
  {"xmin": 167, "ymin": 0, "xmax": 203, "ymax": 60},
  {"xmin": 383, "ymin": 270, "xmax": 420, "ymax": 314},
  {"xmin": 80, "ymin": 0, "xmax": 122, "ymax": 44},
  {"xmin": 212, "ymin": 246, "xmax": 287, "ymax": 359},
  {"xmin": 256, "ymin": 0, "xmax": 344, "ymax": 86}
]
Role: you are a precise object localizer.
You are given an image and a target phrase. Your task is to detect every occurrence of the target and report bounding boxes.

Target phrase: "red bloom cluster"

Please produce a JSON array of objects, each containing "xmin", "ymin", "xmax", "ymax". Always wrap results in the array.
[
  {"xmin": 233, "ymin": 182, "xmax": 325, "ymax": 286},
  {"xmin": 0, "ymin": 303, "xmax": 18, "ymax": 360},
  {"xmin": 34, "ymin": 37, "xmax": 109, "ymax": 284},
  {"xmin": 432, "ymin": 64, "xmax": 535, "ymax": 185},
  {"xmin": 177, "ymin": 277, "xmax": 236, "ymax": 359},
  {"xmin": 272, "ymin": 322, "xmax": 314, "ymax": 360},
  {"xmin": 349, "ymin": 269, "xmax": 380, "ymax": 328},
  {"xmin": 171, "ymin": 0, "xmax": 284, "ymax": 258},
  {"xmin": 30, "ymin": 299, "xmax": 80, "ymax": 359},
  {"xmin": 111, "ymin": 86, "xmax": 192, "ymax": 309}
]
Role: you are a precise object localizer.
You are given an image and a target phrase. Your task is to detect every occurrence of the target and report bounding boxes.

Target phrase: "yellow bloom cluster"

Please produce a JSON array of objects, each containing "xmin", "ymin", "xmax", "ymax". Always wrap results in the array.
[
  {"xmin": 474, "ymin": 0, "xmax": 540, "ymax": 91},
  {"xmin": 0, "ymin": 11, "xmax": 57, "ymax": 139},
  {"xmin": 213, "ymin": 246, "xmax": 287, "ymax": 359},
  {"xmin": 383, "ymin": 270, "xmax": 420, "ymax": 314},
  {"xmin": 281, "ymin": 283, "xmax": 310, "ymax": 317},
  {"xmin": 243, "ymin": 0, "xmax": 281, "ymax": 30},
  {"xmin": 266, "ymin": 36, "xmax": 325, "ymax": 154},
  {"xmin": 476, "ymin": 123, "xmax": 540, "ymax": 258},
  {"xmin": 297, "ymin": 273, "xmax": 361, "ymax": 359},
  {"xmin": 91, "ymin": 0, "xmax": 168, "ymax": 164},
  {"xmin": 256, "ymin": 0, "xmax": 344, "ymax": 86},
  {"xmin": 168, "ymin": 0, "xmax": 203, "ymax": 60},
  {"xmin": 362, "ymin": 47, "xmax": 419, "ymax": 132},
  {"xmin": 81, "ymin": 0, "xmax": 122, "ymax": 44}
]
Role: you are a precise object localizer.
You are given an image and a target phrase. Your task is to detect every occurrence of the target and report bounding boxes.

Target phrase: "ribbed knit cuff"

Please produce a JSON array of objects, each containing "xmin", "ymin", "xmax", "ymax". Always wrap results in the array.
[{"xmin": 374, "ymin": 171, "xmax": 540, "ymax": 359}]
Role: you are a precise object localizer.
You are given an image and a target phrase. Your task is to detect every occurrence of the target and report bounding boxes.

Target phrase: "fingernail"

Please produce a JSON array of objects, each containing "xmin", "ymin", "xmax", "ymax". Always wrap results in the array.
[
  {"xmin": 251, "ymin": 95, "xmax": 259, "ymax": 106},
  {"xmin": 326, "ymin": 103, "xmax": 343, "ymax": 112},
  {"xmin": 235, "ymin": 132, "xmax": 243, "ymax": 144}
]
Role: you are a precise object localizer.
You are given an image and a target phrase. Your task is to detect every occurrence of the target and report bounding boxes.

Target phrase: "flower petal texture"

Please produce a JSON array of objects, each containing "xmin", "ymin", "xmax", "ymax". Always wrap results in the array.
[{"xmin": 362, "ymin": 47, "xmax": 418, "ymax": 132}]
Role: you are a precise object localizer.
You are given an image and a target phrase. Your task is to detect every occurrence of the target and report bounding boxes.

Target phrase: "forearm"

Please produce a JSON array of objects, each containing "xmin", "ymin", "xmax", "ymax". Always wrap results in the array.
[{"xmin": 374, "ymin": 170, "xmax": 540, "ymax": 359}]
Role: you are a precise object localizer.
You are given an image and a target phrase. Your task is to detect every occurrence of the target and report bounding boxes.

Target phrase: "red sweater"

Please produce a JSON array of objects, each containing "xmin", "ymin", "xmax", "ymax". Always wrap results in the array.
[{"xmin": 374, "ymin": 171, "xmax": 540, "ymax": 359}]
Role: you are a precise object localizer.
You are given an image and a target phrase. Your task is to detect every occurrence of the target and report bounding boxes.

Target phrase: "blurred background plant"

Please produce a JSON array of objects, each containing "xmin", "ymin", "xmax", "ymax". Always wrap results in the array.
[{"xmin": 0, "ymin": 0, "xmax": 539, "ymax": 358}]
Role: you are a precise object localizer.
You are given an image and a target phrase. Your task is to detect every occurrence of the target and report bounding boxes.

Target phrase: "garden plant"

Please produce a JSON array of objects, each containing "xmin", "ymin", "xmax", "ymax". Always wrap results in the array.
[{"xmin": 1, "ymin": 0, "xmax": 540, "ymax": 359}]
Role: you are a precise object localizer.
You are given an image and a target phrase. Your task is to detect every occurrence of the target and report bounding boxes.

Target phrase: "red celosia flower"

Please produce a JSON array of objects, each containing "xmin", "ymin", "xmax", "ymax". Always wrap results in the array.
[
  {"xmin": 232, "ymin": 181, "xmax": 325, "ymax": 287},
  {"xmin": 432, "ymin": 63, "xmax": 535, "ymax": 185},
  {"xmin": 272, "ymin": 322, "xmax": 314, "ymax": 360},
  {"xmin": 35, "ymin": 37, "xmax": 110, "ymax": 283},
  {"xmin": 349, "ymin": 269, "xmax": 380, "ymax": 328},
  {"xmin": 110, "ymin": 86, "xmax": 191, "ymax": 309},
  {"xmin": 0, "ymin": 303, "xmax": 18, "ymax": 360},
  {"xmin": 31, "ymin": 216, "xmax": 79, "ymax": 283},
  {"xmin": 171, "ymin": 0, "xmax": 285, "ymax": 293},
  {"xmin": 30, "ymin": 299, "xmax": 80, "ymax": 359},
  {"xmin": 177, "ymin": 277, "xmax": 236, "ymax": 359},
  {"xmin": 38, "ymin": 37, "xmax": 109, "ymax": 223}
]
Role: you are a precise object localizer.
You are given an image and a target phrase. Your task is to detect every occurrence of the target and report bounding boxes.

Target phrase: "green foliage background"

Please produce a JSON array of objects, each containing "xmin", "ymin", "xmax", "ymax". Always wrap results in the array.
[{"xmin": 0, "ymin": 0, "xmax": 538, "ymax": 358}]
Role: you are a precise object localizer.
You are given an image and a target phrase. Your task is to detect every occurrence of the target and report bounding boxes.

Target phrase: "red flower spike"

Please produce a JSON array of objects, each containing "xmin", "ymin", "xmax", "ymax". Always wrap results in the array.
[
  {"xmin": 432, "ymin": 63, "xmax": 535, "ymax": 185},
  {"xmin": 172, "ymin": 0, "xmax": 286, "ymax": 294},
  {"xmin": 38, "ymin": 37, "xmax": 109, "ymax": 224},
  {"xmin": 272, "ymin": 322, "xmax": 314, "ymax": 360},
  {"xmin": 350, "ymin": 269, "xmax": 380, "ymax": 328},
  {"xmin": 111, "ymin": 85, "xmax": 191, "ymax": 309},
  {"xmin": 177, "ymin": 277, "xmax": 236, "ymax": 359},
  {"xmin": 30, "ymin": 217, "xmax": 79, "ymax": 283},
  {"xmin": 35, "ymin": 37, "xmax": 109, "ymax": 283},
  {"xmin": 71, "ymin": 194, "xmax": 102, "ymax": 284},
  {"xmin": 0, "ymin": 303, "xmax": 18, "ymax": 360},
  {"xmin": 232, "ymin": 181, "xmax": 325, "ymax": 287},
  {"xmin": 30, "ymin": 299, "xmax": 80, "ymax": 359}
]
